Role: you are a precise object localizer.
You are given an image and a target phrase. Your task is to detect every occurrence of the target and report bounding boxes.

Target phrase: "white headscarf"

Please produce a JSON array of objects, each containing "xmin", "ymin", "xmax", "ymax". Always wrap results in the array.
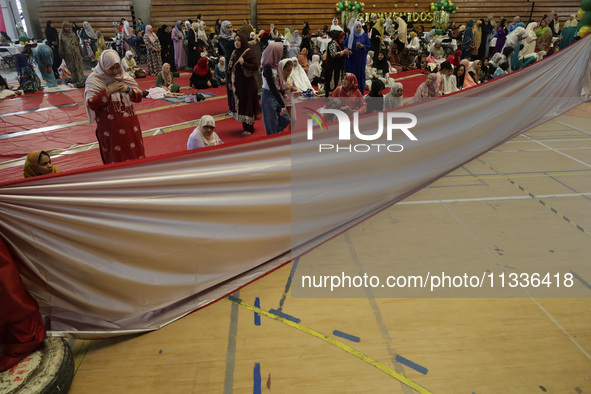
[
  {"xmin": 385, "ymin": 82, "xmax": 404, "ymax": 109},
  {"xmin": 308, "ymin": 54, "xmax": 322, "ymax": 81},
  {"xmin": 288, "ymin": 57, "xmax": 313, "ymax": 92},
  {"xmin": 330, "ymin": 18, "xmax": 343, "ymax": 32},
  {"xmin": 187, "ymin": 115, "xmax": 221, "ymax": 149},
  {"xmin": 84, "ymin": 49, "xmax": 139, "ymax": 123}
]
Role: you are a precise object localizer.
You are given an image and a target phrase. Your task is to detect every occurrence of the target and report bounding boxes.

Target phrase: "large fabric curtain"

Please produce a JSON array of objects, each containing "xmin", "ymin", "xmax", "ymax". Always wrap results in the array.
[{"xmin": 1, "ymin": 37, "xmax": 589, "ymax": 338}]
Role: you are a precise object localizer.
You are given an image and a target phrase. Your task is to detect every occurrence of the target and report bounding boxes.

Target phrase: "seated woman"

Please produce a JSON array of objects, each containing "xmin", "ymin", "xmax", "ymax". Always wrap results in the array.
[
  {"xmin": 365, "ymin": 78, "xmax": 385, "ymax": 114},
  {"xmin": 298, "ymin": 48, "xmax": 310, "ymax": 73},
  {"xmin": 384, "ymin": 82, "xmax": 403, "ymax": 110},
  {"xmin": 331, "ymin": 73, "xmax": 367, "ymax": 114},
  {"xmin": 412, "ymin": 73, "xmax": 439, "ymax": 103},
  {"xmin": 156, "ymin": 63, "xmax": 181, "ymax": 93},
  {"xmin": 213, "ymin": 57, "xmax": 227, "ymax": 86},
  {"xmin": 187, "ymin": 115, "xmax": 223, "ymax": 150},
  {"xmin": 0, "ymin": 74, "xmax": 18, "ymax": 99},
  {"xmin": 122, "ymin": 51, "xmax": 145, "ymax": 78},
  {"xmin": 23, "ymin": 151, "xmax": 61, "ymax": 178},
  {"xmin": 15, "ymin": 54, "xmax": 42, "ymax": 93},
  {"xmin": 190, "ymin": 57, "xmax": 218, "ymax": 89},
  {"xmin": 307, "ymin": 54, "xmax": 323, "ymax": 86}
]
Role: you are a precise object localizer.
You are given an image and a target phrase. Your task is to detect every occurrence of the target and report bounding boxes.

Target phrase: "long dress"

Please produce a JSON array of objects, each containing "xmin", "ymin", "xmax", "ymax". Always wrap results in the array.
[
  {"xmin": 325, "ymin": 40, "xmax": 346, "ymax": 97},
  {"xmin": 86, "ymin": 89, "xmax": 145, "ymax": 164},
  {"xmin": 344, "ymin": 33, "xmax": 370, "ymax": 95},
  {"xmin": 535, "ymin": 26, "xmax": 553, "ymax": 53},
  {"xmin": 59, "ymin": 30, "xmax": 85, "ymax": 85},
  {"xmin": 45, "ymin": 25, "xmax": 61, "ymax": 78},
  {"xmin": 186, "ymin": 28, "xmax": 199, "ymax": 69},
  {"xmin": 33, "ymin": 44, "xmax": 57, "ymax": 87},
  {"xmin": 15, "ymin": 55, "xmax": 42, "ymax": 93},
  {"xmin": 171, "ymin": 27, "xmax": 187, "ymax": 69},
  {"xmin": 218, "ymin": 34, "xmax": 237, "ymax": 112},
  {"xmin": 494, "ymin": 27, "xmax": 507, "ymax": 55},
  {"xmin": 228, "ymin": 47, "xmax": 262, "ymax": 130},
  {"xmin": 144, "ymin": 36, "xmax": 162, "ymax": 76}
]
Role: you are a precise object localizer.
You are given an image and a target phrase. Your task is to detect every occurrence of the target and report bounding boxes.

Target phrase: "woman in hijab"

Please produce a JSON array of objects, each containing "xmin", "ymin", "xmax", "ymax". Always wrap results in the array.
[
  {"xmin": 388, "ymin": 44, "xmax": 402, "ymax": 72},
  {"xmin": 80, "ymin": 21, "xmax": 98, "ymax": 62},
  {"xmin": 330, "ymin": 73, "xmax": 367, "ymax": 114},
  {"xmin": 298, "ymin": 47, "xmax": 310, "ymax": 73},
  {"xmin": 260, "ymin": 42, "xmax": 290, "ymax": 135},
  {"xmin": 85, "ymin": 49, "xmax": 144, "ymax": 164},
  {"xmin": 399, "ymin": 47, "xmax": 416, "ymax": 71},
  {"xmin": 503, "ymin": 26, "xmax": 526, "ymax": 71},
  {"xmin": 395, "ymin": 16, "xmax": 408, "ymax": 53},
  {"xmin": 172, "ymin": 21, "xmax": 187, "ymax": 70},
  {"xmin": 187, "ymin": 115, "xmax": 223, "ymax": 150},
  {"xmin": 412, "ymin": 73, "xmax": 438, "ymax": 103},
  {"xmin": 156, "ymin": 62, "xmax": 180, "ymax": 92},
  {"xmin": 467, "ymin": 59, "xmax": 482, "ymax": 85},
  {"xmin": 520, "ymin": 22, "xmax": 538, "ymax": 58},
  {"xmin": 471, "ymin": 20, "xmax": 482, "ymax": 60},
  {"xmin": 301, "ymin": 21, "xmax": 312, "ymax": 55},
  {"xmin": 384, "ymin": 82, "xmax": 403, "ymax": 110},
  {"xmin": 366, "ymin": 78, "xmax": 385, "ymax": 114},
  {"xmin": 289, "ymin": 30, "xmax": 302, "ymax": 58},
  {"xmin": 141, "ymin": 25, "xmax": 161, "ymax": 76},
  {"xmin": 564, "ymin": 14, "xmax": 578, "ymax": 28},
  {"xmin": 461, "ymin": 20, "xmax": 474, "ymax": 60},
  {"xmin": 59, "ymin": 21, "xmax": 85, "ymax": 88},
  {"xmin": 44, "ymin": 21, "xmax": 61, "ymax": 78},
  {"xmin": 229, "ymin": 32, "xmax": 262, "ymax": 135},
  {"xmin": 324, "ymin": 31, "xmax": 349, "ymax": 97},
  {"xmin": 23, "ymin": 151, "xmax": 61, "ymax": 178},
  {"xmin": 459, "ymin": 59, "xmax": 477, "ymax": 88},
  {"xmin": 218, "ymin": 20, "xmax": 237, "ymax": 113},
  {"xmin": 157, "ymin": 25, "xmax": 175, "ymax": 72},
  {"xmin": 190, "ymin": 56, "xmax": 217, "ymax": 88},
  {"xmin": 493, "ymin": 18, "xmax": 507, "ymax": 55},
  {"xmin": 345, "ymin": 20, "xmax": 371, "ymax": 95},
  {"xmin": 454, "ymin": 63, "xmax": 466, "ymax": 90},
  {"xmin": 186, "ymin": 22, "xmax": 200, "ymax": 69},
  {"xmin": 535, "ymin": 19, "xmax": 553, "ymax": 53},
  {"xmin": 15, "ymin": 54, "xmax": 42, "ymax": 93},
  {"xmin": 308, "ymin": 54, "xmax": 322, "ymax": 85},
  {"xmin": 33, "ymin": 43, "xmax": 57, "ymax": 88},
  {"xmin": 214, "ymin": 57, "xmax": 227, "ymax": 86}
]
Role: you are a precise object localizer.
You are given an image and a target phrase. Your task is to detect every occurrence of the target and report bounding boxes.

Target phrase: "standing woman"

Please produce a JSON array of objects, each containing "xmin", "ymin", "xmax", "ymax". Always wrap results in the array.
[
  {"xmin": 345, "ymin": 21, "xmax": 371, "ymax": 95},
  {"xmin": 44, "ymin": 21, "xmax": 61, "ymax": 78},
  {"xmin": 157, "ymin": 25, "xmax": 176, "ymax": 72},
  {"xmin": 59, "ymin": 21, "xmax": 85, "ymax": 88},
  {"xmin": 325, "ymin": 31, "xmax": 349, "ymax": 97},
  {"xmin": 228, "ymin": 32, "xmax": 262, "ymax": 135},
  {"xmin": 535, "ymin": 19, "xmax": 553, "ymax": 53},
  {"xmin": 187, "ymin": 22, "xmax": 199, "ymax": 69},
  {"xmin": 218, "ymin": 20, "xmax": 237, "ymax": 113},
  {"xmin": 461, "ymin": 20, "xmax": 474, "ymax": 60},
  {"xmin": 80, "ymin": 21, "xmax": 98, "ymax": 63},
  {"xmin": 85, "ymin": 49, "xmax": 145, "ymax": 164},
  {"xmin": 493, "ymin": 18, "xmax": 507, "ymax": 55},
  {"xmin": 260, "ymin": 42, "xmax": 290, "ymax": 135},
  {"xmin": 171, "ymin": 21, "xmax": 187, "ymax": 70},
  {"xmin": 394, "ymin": 16, "xmax": 407, "ymax": 54},
  {"xmin": 144, "ymin": 25, "xmax": 162, "ymax": 76}
]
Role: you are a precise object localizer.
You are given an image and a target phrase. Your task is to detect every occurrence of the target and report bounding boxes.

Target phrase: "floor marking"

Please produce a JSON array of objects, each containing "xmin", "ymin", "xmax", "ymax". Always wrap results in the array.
[
  {"xmin": 398, "ymin": 192, "xmax": 591, "ymax": 205},
  {"xmin": 555, "ymin": 120, "xmax": 591, "ymax": 136},
  {"xmin": 570, "ymin": 270, "xmax": 591, "ymax": 291},
  {"xmin": 268, "ymin": 309, "xmax": 301, "ymax": 323},
  {"xmin": 427, "ymin": 183, "xmax": 591, "ymax": 363},
  {"xmin": 522, "ymin": 135, "xmax": 591, "ymax": 169},
  {"xmin": 344, "ymin": 233, "xmax": 414, "ymax": 394},
  {"xmin": 73, "ymin": 340, "xmax": 92, "ymax": 374},
  {"xmin": 227, "ymin": 297, "xmax": 432, "ymax": 394},
  {"xmin": 223, "ymin": 290, "xmax": 240, "ymax": 394},
  {"xmin": 277, "ymin": 257, "xmax": 300, "ymax": 312},
  {"xmin": 253, "ymin": 363, "xmax": 262, "ymax": 394},
  {"xmin": 333, "ymin": 330, "xmax": 361, "ymax": 343},
  {"xmin": 478, "ymin": 159, "xmax": 591, "ymax": 238},
  {"xmin": 395, "ymin": 355, "xmax": 429, "ymax": 375},
  {"xmin": 0, "ymin": 102, "xmax": 84, "ymax": 118}
]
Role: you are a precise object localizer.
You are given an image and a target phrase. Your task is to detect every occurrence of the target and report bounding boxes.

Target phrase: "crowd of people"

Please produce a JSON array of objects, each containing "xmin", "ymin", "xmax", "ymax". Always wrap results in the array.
[{"xmin": 2, "ymin": 10, "xmax": 582, "ymax": 178}]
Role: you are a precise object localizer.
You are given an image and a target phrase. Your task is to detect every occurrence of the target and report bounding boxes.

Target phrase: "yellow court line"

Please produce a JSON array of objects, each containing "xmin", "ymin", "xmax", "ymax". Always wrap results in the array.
[
  {"xmin": 227, "ymin": 297, "xmax": 433, "ymax": 394},
  {"xmin": 73, "ymin": 339, "xmax": 92, "ymax": 374}
]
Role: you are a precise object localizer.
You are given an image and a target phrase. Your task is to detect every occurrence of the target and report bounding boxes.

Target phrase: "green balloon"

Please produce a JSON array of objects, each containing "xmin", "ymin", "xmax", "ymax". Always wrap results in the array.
[
  {"xmin": 582, "ymin": 10, "xmax": 591, "ymax": 25},
  {"xmin": 581, "ymin": 0, "xmax": 591, "ymax": 12}
]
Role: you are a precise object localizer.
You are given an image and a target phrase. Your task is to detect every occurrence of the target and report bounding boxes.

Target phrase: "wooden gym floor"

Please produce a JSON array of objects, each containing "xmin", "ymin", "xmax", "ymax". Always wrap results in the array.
[{"xmin": 67, "ymin": 102, "xmax": 591, "ymax": 393}]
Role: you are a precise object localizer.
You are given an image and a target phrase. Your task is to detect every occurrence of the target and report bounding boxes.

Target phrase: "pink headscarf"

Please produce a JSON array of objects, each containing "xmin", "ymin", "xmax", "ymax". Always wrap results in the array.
[
  {"xmin": 145, "ymin": 25, "xmax": 157, "ymax": 44},
  {"xmin": 460, "ymin": 59, "xmax": 477, "ymax": 89},
  {"xmin": 261, "ymin": 42, "xmax": 284, "ymax": 89}
]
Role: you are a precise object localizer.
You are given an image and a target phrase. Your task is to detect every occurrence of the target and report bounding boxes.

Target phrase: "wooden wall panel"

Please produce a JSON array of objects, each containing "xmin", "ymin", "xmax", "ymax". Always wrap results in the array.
[
  {"xmin": 150, "ymin": 0, "xmax": 250, "ymax": 33},
  {"xmin": 38, "ymin": 1, "xmax": 134, "ymax": 39},
  {"xmin": 256, "ymin": 0, "xmax": 581, "ymax": 32}
]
